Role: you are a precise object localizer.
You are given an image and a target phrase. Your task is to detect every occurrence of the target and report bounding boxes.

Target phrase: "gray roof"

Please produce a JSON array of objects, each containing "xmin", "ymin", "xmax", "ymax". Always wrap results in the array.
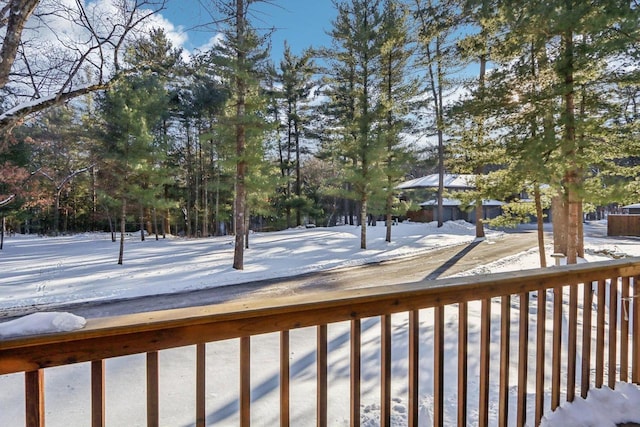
[
  {"xmin": 623, "ymin": 203, "xmax": 640, "ymax": 209},
  {"xmin": 397, "ymin": 174, "xmax": 476, "ymax": 190},
  {"xmin": 420, "ymin": 198, "xmax": 505, "ymax": 207}
]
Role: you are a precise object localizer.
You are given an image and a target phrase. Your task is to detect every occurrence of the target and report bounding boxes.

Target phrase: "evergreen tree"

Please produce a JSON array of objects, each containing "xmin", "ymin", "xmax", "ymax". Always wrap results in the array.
[
  {"xmin": 97, "ymin": 32, "xmax": 173, "ymax": 264},
  {"xmin": 278, "ymin": 43, "xmax": 317, "ymax": 228},
  {"xmin": 500, "ymin": 0, "xmax": 640, "ymax": 263},
  {"xmin": 326, "ymin": 0, "xmax": 385, "ymax": 249},
  {"xmin": 413, "ymin": 0, "xmax": 463, "ymax": 227},
  {"xmin": 210, "ymin": 0, "xmax": 270, "ymax": 270},
  {"xmin": 379, "ymin": 0, "xmax": 419, "ymax": 242}
]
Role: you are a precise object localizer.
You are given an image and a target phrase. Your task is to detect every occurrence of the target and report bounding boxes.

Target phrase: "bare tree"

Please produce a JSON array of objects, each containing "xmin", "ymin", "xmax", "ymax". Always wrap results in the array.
[
  {"xmin": 0, "ymin": 0, "xmax": 167, "ymax": 132},
  {"xmin": 0, "ymin": 0, "xmax": 166, "ymax": 208}
]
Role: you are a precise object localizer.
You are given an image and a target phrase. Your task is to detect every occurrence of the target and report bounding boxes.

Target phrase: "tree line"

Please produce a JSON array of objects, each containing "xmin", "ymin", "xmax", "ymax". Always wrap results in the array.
[{"xmin": 1, "ymin": 0, "xmax": 639, "ymax": 268}]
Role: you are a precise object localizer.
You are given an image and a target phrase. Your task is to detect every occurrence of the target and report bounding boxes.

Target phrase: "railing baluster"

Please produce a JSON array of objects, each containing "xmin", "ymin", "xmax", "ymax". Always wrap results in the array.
[
  {"xmin": 409, "ymin": 310, "xmax": 420, "ymax": 426},
  {"xmin": 517, "ymin": 292, "xmax": 529, "ymax": 426},
  {"xmin": 567, "ymin": 283, "xmax": 578, "ymax": 402},
  {"xmin": 551, "ymin": 286, "xmax": 562, "ymax": 409},
  {"xmin": 581, "ymin": 281, "xmax": 593, "ymax": 398},
  {"xmin": 499, "ymin": 295, "xmax": 510, "ymax": 427},
  {"xmin": 280, "ymin": 331, "xmax": 290, "ymax": 427},
  {"xmin": 196, "ymin": 344, "xmax": 206, "ymax": 427},
  {"xmin": 621, "ymin": 276, "xmax": 630, "ymax": 382},
  {"xmin": 381, "ymin": 314, "xmax": 392, "ymax": 427},
  {"xmin": 633, "ymin": 276, "xmax": 640, "ymax": 384},
  {"xmin": 457, "ymin": 303, "xmax": 468, "ymax": 427},
  {"xmin": 351, "ymin": 319, "xmax": 361, "ymax": 427},
  {"xmin": 240, "ymin": 336, "xmax": 251, "ymax": 427},
  {"xmin": 596, "ymin": 279, "xmax": 606, "ymax": 388},
  {"xmin": 91, "ymin": 360, "xmax": 105, "ymax": 427},
  {"xmin": 147, "ymin": 351, "xmax": 159, "ymax": 427},
  {"xmin": 317, "ymin": 325, "xmax": 328, "ymax": 427},
  {"xmin": 147, "ymin": 351, "xmax": 160, "ymax": 427},
  {"xmin": 608, "ymin": 277, "xmax": 618, "ymax": 389},
  {"xmin": 479, "ymin": 298, "xmax": 491, "ymax": 427},
  {"xmin": 434, "ymin": 307, "xmax": 444, "ymax": 427},
  {"xmin": 25, "ymin": 369, "xmax": 44, "ymax": 427},
  {"xmin": 535, "ymin": 288, "xmax": 547, "ymax": 426}
]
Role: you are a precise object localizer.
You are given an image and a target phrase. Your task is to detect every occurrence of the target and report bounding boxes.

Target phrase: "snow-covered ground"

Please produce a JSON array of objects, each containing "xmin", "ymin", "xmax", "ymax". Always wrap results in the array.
[{"xmin": 1, "ymin": 220, "xmax": 640, "ymax": 426}]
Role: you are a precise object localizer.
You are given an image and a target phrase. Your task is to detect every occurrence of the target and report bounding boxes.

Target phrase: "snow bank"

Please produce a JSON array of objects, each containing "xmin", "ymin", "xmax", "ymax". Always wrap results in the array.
[
  {"xmin": 0, "ymin": 312, "xmax": 86, "ymax": 339},
  {"xmin": 541, "ymin": 382, "xmax": 640, "ymax": 427}
]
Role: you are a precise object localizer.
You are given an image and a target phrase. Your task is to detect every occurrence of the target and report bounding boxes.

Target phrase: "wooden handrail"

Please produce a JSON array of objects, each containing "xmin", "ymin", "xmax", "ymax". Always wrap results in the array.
[{"xmin": 2, "ymin": 257, "xmax": 640, "ymax": 426}]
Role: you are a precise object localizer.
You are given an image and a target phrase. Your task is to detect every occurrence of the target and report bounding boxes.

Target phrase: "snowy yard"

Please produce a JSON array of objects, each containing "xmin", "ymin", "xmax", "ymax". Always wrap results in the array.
[{"xmin": 1, "ymin": 221, "xmax": 640, "ymax": 426}]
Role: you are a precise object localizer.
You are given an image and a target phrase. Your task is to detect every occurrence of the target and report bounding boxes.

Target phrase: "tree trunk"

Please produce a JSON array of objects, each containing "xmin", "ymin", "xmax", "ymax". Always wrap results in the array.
[
  {"xmin": 118, "ymin": 200, "xmax": 126, "ymax": 265},
  {"xmin": 0, "ymin": 0, "xmax": 39, "ymax": 89},
  {"xmin": 139, "ymin": 206, "xmax": 145, "ymax": 242},
  {"xmin": 233, "ymin": 0, "xmax": 247, "ymax": 270},
  {"xmin": 385, "ymin": 188, "xmax": 393, "ymax": 243},
  {"xmin": 534, "ymin": 186, "xmax": 547, "ymax": 268},
  {"xmin": 245, "ymin": 208, "xmax": 250, "ymax": 250},
  {"xmin": 561, "ymin": 25, "xmax": 579, "ymax": 264},
  {"xmin": 360, "ymin": 196, "xmax": 368, "ymax": 250},
  {"xmin": 474, "ymin": 50, "xmax": 487, "ymax": 239},
  {"xmin": 475, "ymin": 201, "xmax": 484, "ymax": 238},
  {"xmin": 577, "ymin": 203, "xmax": 584, "ymax": 258},
  {"xmin": 54, "ymin": 189, "xmax": 62, "ymax": 236},
  {"xmin": 1, "ymin": 215, "xmax": 5, "ymax": 250},
  {"xmin": 552, "ymin": 193, "xmax": 568, "ymax": 256},
  {"xmin": 153, "ymin": 208, "xmax": 159, "ymax": 241},
  {"xmin": 295, "ymin": 120, "xmax": 302, "ymax": 227},
  {"xmin": 164, "ymin": 209, "xmax": 170, "ymax": 238},
  {"xmin": 566, "ymin": 184, "xmax": 579, "ymax": 264}
]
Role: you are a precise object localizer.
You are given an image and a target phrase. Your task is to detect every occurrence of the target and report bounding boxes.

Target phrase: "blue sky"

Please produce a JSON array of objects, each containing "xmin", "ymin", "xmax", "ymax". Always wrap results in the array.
[{"xmin": 162, "ymin": 1, "xmax": 337, "ymax": 62}]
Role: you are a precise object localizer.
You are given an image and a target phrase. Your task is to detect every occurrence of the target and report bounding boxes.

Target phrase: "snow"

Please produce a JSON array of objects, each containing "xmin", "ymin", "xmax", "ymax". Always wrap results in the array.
[
  {"xmin": 0, "ymin": 312, "xmax": 86, "ymax": 339},
  {"xmin": 1, "ymin": 220, "xmax": 640, "ymax": 426}
]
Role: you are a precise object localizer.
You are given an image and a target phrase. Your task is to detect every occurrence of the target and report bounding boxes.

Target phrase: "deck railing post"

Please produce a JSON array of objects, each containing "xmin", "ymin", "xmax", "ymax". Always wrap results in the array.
[
  {"xmin": 535, "ymin": 288, "xmax": 547, "ymax": 425},
  {"xmin": 25, "ymin": 369, "xmax": 44, "ymax": 427},
  {"xmin": 499, "ymin": 296, "xmax": 510, "ymax": 426},
  {"xmin": 517, "ymin": 292, "xmax": 529, "ymax": 426},
  {"xmin": 196, "ymin": 344, "xmax": 206, "ymax": 427},
  {"xmin": 434, "ymin": 307, "xmax": 444, "ymax": 427},
  {"xmin": 280, "ymin": 331, "xmax": 290, "ymax": 427},
  {"xmin": 350, "ymin": 319, "xmax": 361, "ymax": 426},
  {"xmin": 381, "ymin": 314, "xmax": 392, "ymax": 427},
  {"xmin": 581, "ymin": 281, "xmax": 594, "ymax": 398},
  {"xmin": 317, "ymin": 325, "xmax": 328, "ymax": 427},
  {"xmin": 479, "ymin": 298, "xmax": 491, "ymax": 427},
  {"xmin": 409, "ymin": 310, "xmax": 420, "ymax": 426},
  {"xmin": 91, "ymin": 360, "xmax": 105, "ymax": 427},
  {"xmin": 240, "ymin": 337, "xmax": 251, "ymax": 427},
  {"xmin": 147, "ymin": 351, "xmax": 159, "ymax": 427}
]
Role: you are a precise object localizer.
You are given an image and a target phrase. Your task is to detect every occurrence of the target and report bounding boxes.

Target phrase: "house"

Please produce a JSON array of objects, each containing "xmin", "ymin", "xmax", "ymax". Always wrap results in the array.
[
  {"xmin": 397, "ymin": 174, "xmax": 504, "ymax": 224},
  {"xmin": 623, "ymin": 203, "xmax": 640, "ymax": 214}
]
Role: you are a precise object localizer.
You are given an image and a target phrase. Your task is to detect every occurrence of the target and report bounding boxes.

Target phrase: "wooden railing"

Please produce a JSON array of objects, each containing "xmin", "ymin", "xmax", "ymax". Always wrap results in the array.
[{"xmin": 2, "ymin": 258, "xmax": 640, "ymax": 426}]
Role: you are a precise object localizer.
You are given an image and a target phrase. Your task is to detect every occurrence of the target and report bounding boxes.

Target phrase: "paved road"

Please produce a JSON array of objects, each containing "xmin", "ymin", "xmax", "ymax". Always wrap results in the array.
[{"xmin": 55, "ymin": 229, "xmax": 546, "ymax": 319}]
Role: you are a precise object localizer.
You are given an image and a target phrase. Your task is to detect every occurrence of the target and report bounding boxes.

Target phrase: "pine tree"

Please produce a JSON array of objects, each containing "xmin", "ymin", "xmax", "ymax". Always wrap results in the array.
[
  {"xmin": 413, "ymin": 0, "xmax": 463, "ymax": 227},
  {"xmin": 97, "ymin": 34, "xmax": 172, "ymax": 264},
  {"xmin": 326, "ymin": 0, "xmax": 385, "ymax": 249},
  {"xmin": 379, "ymin": 0, "xmax": 419, "ymax": 242},
  {"xmin": 279, "ymin": 44, "xmax": 316, "ymax": 227},
  {"xmin": 210, "ymin": 0, "xmax": 270, "ymax": 270},
  {"xmin": 500, "ymin": 0, "xmax": 640, "ymax": 263}
]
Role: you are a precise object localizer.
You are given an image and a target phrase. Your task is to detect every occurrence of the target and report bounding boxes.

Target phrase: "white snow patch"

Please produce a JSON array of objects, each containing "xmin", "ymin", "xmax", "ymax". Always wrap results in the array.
[{"xmin": 0, "ymin": 312, "xmax": 86, "ymax": 339}]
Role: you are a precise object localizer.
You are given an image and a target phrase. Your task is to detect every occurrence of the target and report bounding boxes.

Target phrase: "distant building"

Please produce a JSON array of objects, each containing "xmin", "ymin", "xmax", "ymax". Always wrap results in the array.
[
  {"xmin": 397, "ymin": 174, "xmax": 503, "ymax": 224},
  {"xmin": 623, "ymin": 203, "xmax": 640, "ymax": 215}
]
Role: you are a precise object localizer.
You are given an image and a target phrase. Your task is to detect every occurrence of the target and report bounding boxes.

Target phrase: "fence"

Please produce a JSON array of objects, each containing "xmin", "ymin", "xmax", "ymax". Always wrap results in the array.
[
  {"xmin": 608, "ymin": 214, "xmax": 640, "ymax": 237},
  {"xmin": 1, "ymin": 258, "xmax": 640, "ymax": 426}
]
